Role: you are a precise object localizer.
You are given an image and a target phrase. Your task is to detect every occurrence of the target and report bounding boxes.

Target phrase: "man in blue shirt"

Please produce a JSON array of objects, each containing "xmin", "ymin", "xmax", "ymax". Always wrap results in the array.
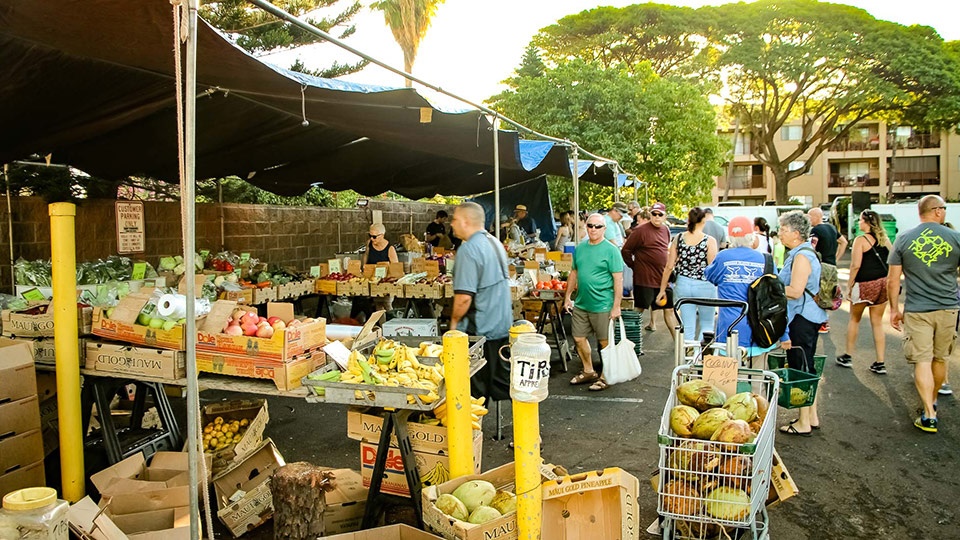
[{"xmin": 451, "ymin": 202, "xmax": 512, "ymax": 400}]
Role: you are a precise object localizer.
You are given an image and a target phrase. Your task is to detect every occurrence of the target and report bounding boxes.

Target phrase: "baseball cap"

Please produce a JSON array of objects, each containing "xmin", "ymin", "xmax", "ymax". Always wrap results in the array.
[
  {"xmin": 728, "ymin": 216, "xmax": 753, "ymax": 237},
  {"xmin": 610, "ymin": 202, "xmax": 628, "ymax": 214},
  {"xmin": 651, "ymin": 202, "xmax": 667, "ymax": 214},
  {"xmin": 514, "ymin": 204, "xmax": 527, "ymax": 212}
]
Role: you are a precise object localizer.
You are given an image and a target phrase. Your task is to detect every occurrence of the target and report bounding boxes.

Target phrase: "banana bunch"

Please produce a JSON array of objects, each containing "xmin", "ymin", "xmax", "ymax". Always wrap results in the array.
[
  {"xmin": 417, "ymin": 341, "xmax": 444, "ymax": 358},
  {"xmin": 429, "ymin": 396, "xmax": 487, "ymax": 430},
  {"xmin": 337, "ymin": 344, "xmax": 445, "ymax": 405},
  {"xmin": 420, "ymin": 461, "xmax": 450, "ymax": 486}
]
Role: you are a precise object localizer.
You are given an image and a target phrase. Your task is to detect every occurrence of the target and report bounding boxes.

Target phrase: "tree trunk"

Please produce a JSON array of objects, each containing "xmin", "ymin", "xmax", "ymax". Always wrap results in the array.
[
  {"xmin": 774, "ymin": 168, "xmax": 790, "ymax": 204},
  {"xmin": 272, "ymin": 462, "xmax": 336, "ymax": 540},
  {"xmin": 886, "ymin": 126, "xmax": 898, "ymax": 202},
  {"xmin": 721, "ymin": 118, "xmax": 741, "ymax": 202}
]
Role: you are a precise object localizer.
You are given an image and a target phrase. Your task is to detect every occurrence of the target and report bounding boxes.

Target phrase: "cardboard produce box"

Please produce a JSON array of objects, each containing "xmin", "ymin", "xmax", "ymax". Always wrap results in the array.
[
  {"xmin": 360, "ymin": 430, "xmax": 482, "ymax": 498},
  {"xmin": 767, "ymin": 449, "xmax": 799, "ymax": 506},
  {"xmin": 325, "ymin": 524, "xmax": 444, "ymax": 540},
  {"xmin": 2, "ymin": 302, "xmax": 93, "ymax": 337},
  {"xmin": 196, "ymin": 349, "xmax": 325, "ymax": 392},
  {"xmin": 316, "ymin": 278, "xmax": 339, "ymax": 295},
  {"xmin": 541, "ymin": 468, "xmax": 640, "ymax": 540},
  {"xmin": 85, "ymin": 340, "xmax": 187, "ymax": 381},
  {"xmin": 201, "ymin": 399, "xmax": 268, "ymax": 474},
  {"xmin": 90, "ymin": 451, "xmax": 208, "ymax": 516},
  {"xmin": 108, "ymin": 507, "xmax": 191, "ymax": 540},
  {"xmin": 0, "ymin": 460, "xmax": 44, "ymax": 499},
  {"xmin": 322, "ymin": 468, "xmax": 368, "ymax": 536},
  {"xmin": 0, "ymin": 395, "xmax": 41, "ymax": 439},
  {"xmin": 382, "ymin": 318, "xmax": 438, "ymax": 337},
  {"xmin": 0, "ymin": 338, "xmax": 36, "ymax": 403},
  {"xmin": 219, "ymin": 288, "xmax": 254, "ymax": 305},
  {"xmin": 348, "ymin": 409, "xmax": 478, "ymax": 455},
  {"xmin": 39, "ymin": 395, "xmax": 60, "ymax": 457},
  {"xmin": 92, "ymin": 293, "xmax": 185, "ymax": 350},
  {"xmin": 10, "ymin": 336, "xmax": 83, "ymax": 366},
  {"xmin": 0, "ymin": 430, "xmax": 43, "ymax": 475},
  {"xmin": 213, "ymin": 438, "xmax": 285, "ymax": 537},
  {"xmin": 423, "ymin": 462, "xmax": 520, "ymax": 540},
  {"xmin": 196, "ymin": 301, "xmax": 326, "ymax": 361}
]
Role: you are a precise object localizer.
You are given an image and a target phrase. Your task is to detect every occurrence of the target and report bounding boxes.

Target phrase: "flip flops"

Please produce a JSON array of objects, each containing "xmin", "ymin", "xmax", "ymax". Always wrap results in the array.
[
  {"xmin": 790, "ymin": 418, "xmax": 820, "ymax": 430},
  {"xmin": 570, "ymin": 371, "xmax": 600, "ymax": 385},
  {"xmin": 780, "ymin": 424, "xmax": 812, "ymax": 437}
]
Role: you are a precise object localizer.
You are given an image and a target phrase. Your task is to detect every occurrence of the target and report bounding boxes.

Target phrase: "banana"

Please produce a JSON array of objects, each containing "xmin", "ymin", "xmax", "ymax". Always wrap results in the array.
[{"xmin": 419, "ymin": 391, "xmax": 440, "ymax": 404}]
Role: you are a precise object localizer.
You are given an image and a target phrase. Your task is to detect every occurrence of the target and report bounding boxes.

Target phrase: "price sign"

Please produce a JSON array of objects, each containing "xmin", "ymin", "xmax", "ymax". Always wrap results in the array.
[
  {"xmin": 240, "ymin": 253, "xmax": 251, "ymax": 264},
  {"xmin": 200, "ymin": 249, "xmax": 210, "ymax": 259},
  {"xmin": 374, "ymin": 266, "xmax": 388, "ymax": 279},
  {"xmin": 702, "ymin": 355, "xmax": 738, "ymax": 398},
  {"xmin": 310, "ymin": 266, "xmax": 321, "ymax": 278},
  {"xmin": 21, "ymin": 288, "xmax": 46, "ymax": 302},
  {"xmin": 328, "ymin": 259, "xmax": 342, "ymax": 274},
  {"xmin": 131, "ymin": 262, "xmax": 147, "ymax": 280},
  {"xmin": 534, "ymin": 252, "xmax": 545, "ymax": 262},
  {"xmin": 511, "ymin": 354, "xmax": 550, "ymax": 403}
]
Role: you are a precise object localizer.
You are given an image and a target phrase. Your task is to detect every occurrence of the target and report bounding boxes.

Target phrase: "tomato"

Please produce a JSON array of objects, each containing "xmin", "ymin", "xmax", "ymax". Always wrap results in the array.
[{"xmin": 551, "ymin": 279, "xmax": 560, "ymax": 288}]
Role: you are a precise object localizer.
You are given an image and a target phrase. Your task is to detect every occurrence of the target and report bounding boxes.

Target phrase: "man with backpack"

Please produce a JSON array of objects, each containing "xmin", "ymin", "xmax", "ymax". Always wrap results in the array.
[
  {"xmin": 809, "ymin": 207, "xmax": 847, "ymax": 333},
  {"xmin": 705, "ymin": 216, "xmax": 786, "ymax": 368}
]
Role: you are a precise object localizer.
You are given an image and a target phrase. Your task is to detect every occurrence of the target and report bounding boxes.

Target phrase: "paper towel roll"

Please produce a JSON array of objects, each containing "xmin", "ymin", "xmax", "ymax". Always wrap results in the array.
[
  {"xmin": 157, "ymin": 294, "xmax": 188, "ymax": 319},
  {"xmin": 325, "ymin": 324, "xmax": 364, "ymax": 341}
]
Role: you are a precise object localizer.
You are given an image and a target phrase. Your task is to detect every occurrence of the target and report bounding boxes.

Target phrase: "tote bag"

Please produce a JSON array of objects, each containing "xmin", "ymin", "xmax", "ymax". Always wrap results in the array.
[{"xmin": 601, "ymin": 318, "xmax": 642, "ymax": 385}]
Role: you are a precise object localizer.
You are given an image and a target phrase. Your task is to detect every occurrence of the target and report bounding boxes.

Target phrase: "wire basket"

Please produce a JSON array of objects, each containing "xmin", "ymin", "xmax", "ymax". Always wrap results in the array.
[{"xmin": 657, "ymin": 365, "xmax": 779, "ymax": 531}]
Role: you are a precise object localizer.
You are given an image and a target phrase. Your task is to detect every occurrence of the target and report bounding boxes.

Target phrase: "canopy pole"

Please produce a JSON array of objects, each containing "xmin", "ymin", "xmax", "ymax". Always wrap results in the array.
[
  {"xmin": 218, "ymin": 178, "xmax": 225, "ymax": 250},
  {"xmin": 182, "ymin": 1, "xmax": 201, "ymax": 538},
  {"xmin": 613, "ymin": 164, "xmax": 619, "ymax": 203},
  {"xmin": 493, "ymin": 116, "xmax": 500, "ymax": 238},
  {"xmin": 634, "ymin": 176, "xmax": 639, "ymax": 205},
  {"xmin": 4, "ymin": 164, "xmax": 13, "ymax": 292},
  {"xmin": 572, "ymin": 146, "xmax": 580, "ymax": 242}
]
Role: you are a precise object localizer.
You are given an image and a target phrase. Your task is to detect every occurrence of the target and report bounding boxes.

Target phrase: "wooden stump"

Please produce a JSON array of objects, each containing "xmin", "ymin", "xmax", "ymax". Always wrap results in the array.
[{"xmin": 272, "ymin": 462, "xmax": 336, "ymax": 540}]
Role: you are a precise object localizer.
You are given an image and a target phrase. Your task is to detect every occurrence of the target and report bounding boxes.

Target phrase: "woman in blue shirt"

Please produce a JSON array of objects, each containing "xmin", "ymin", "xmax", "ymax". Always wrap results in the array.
[{"xmin": 777, "ymin": 211, "xmax": 828, "ymax": 436}]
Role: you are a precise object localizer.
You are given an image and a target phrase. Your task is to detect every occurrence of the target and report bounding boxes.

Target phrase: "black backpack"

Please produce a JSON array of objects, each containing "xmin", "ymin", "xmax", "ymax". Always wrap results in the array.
[{"xmin": 747, "ymin": 254, "xmax": 788, "ymax": 349}]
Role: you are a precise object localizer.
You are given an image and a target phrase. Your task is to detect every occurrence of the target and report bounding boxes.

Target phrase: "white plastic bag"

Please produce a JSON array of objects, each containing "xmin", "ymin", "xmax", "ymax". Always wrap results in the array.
[{"xmin": 601, "ymin": 318, "xmax": 642, "ymax": 385}]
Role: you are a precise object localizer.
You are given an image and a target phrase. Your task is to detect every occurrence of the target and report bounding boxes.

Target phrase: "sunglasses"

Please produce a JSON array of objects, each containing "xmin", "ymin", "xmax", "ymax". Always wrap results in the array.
[
  {"xmin": 586, "ymin": 223, "xmax": 605, "ymax": 229},
  {"xmin": 651, "ymin": 212, "xmax": 665, "ymax": 217},
  {"xmin": 369, "ymin": 234, "xmax": 380, "ymax": 239}
]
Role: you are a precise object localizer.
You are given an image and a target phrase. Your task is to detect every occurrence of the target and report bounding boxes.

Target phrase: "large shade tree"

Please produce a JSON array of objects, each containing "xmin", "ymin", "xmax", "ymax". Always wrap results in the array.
[
  {"xmin": 489, "ymin": 58, "xmax": 726, "ymax": 213},
  {"xmin": 371, "ymin": 0, "xmax": 445, "ymax": 87}
]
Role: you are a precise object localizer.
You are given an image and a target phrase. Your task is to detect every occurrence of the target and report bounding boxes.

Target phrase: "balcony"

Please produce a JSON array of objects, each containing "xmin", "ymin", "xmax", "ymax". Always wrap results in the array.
[
  {"xmin": 890, "ymin": 171, "xmax": 941, "ymax": 189},
  {"xmin": 828, "ymin": 174, "xmax": 879, "ymax": 188},
  {"xmin": 718, "ymin": 175, "xmax": 765, "ymax": 190},
  {"xmin": 829, "ymin": 138, "xmax": 880, "ymax": 152},
  {"xmin": 903, "ymin": 133, "xmax": 940, "ymax": 149}
]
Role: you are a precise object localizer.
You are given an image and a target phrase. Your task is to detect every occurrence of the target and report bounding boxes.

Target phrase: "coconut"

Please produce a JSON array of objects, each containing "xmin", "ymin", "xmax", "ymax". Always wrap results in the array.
[
  {"xmin": 662, "ymin": 481, "xmax": 702, "ymax": 517},
  {"xmin": 676, "ymin": 380, "xmax": 728, "ymax": 411},
  {"xmin": 691, "ymin": 408, "xmax": 734, "ymax": 440},
  {"xmin": 435, "ymin": 493, "xmax": 469, "ymax": 521},
  {"xmin": 669, "ymin": 405, "xmax": 700, "ymax": 438},
  {"xmin": 488, "ymin": 490, "xmax": 517, "ymax": 515},
  {"xmin": 711, "ymin": 419, "xmax": 755, "ymax": 446},
  {"xmin": 752, "ymin": 393, "xmax": 770, "ymax": 421},
  {"xmin": 669, "ymin": 440, "xmax": 721, "ymax": 480},
  {"xmin": 717, "ymin": 455, "xmax": 752, "ymax": 477},
  {"xmin": 452, "ymin": 480, "xmax": 496, "ymax": 513},
  {"xmin": 704, "ymin": 486, "xmax": 750, "ymax": 521},
  {"xmin": 748, "ymin": 419, "xmax": 763, "ymax": 435},
  {"xmin": 723, "ymin": 392, "xmax": 759, "ymax": 422},
  {"xmin": 467, "ymin": 505, "xmax": 502, "ymax": 525}
]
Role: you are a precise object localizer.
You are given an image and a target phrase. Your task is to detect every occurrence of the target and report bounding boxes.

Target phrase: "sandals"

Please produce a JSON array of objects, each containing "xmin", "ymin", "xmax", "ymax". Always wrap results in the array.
[
  {"xmin": 588, "ymin": 378, "xmax": 609, "ymax": 391},
  {"xmin": 790, "ymin": 418, "xmax": 820, "ymax": 430},
  {"xmin": 644, "ymin": 325, "xmax": 656, "ymax": 332},
  {"xmin": 570, "ymin": 371, "xmax": 600, "ymax": 385},
  {"xmin": 780, "ymin": 424, "xmax": 812, "ymax": 437}
]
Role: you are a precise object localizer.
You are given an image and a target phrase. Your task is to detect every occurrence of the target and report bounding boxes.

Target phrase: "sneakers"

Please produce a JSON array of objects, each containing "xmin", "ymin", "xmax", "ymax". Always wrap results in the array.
[
  {"xmin": 818, "ymin": 322, "xmax": 830, "ymax": 334},
  {"xmin": 869, "ymin": 362, "xmax": 887, "ymax": 374},
  {"xmin": 914, "ymin": 415, "xmax": 938, "ymax": 433},
  {"xmin": 940, "ymin": 383, "xmax": 954, "ymax": 396},
  {"xmin": 836, "ymin": 354, "xmax": 852, "ymax": 368}
]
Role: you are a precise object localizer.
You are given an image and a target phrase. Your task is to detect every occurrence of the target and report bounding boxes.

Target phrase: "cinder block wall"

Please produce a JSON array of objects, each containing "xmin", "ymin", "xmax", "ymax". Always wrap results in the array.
[{"xmin": 0, "ymin": 197, "xmax": 453, "ymax": 294}]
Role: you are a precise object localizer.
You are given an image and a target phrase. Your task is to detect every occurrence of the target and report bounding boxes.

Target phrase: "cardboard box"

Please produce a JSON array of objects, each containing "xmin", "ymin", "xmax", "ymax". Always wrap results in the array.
[
  {"xmin": 323, "ymin": 468, "xmax": 368, "ymax": 536},
  {"xmin": 109, "ymin": 507, "xmax": 191, "ymax": 540},
  {"xmin": 39, "ymin": 395, "xmax": 59, "ymax": 457},
  {"xmin": 85, "ymin": 341, "xmax": 187, "ymax": 381},
  {"xmin": 767, "ymin": 449, "xmax": 799, "ymax": 506},
  {"xmin": 219, "ymin": 288, "xmax": 254, "ymax": 305},
  {"xmin": 541, "ymin": 468, "xmax": 640, "ymax": 540},
  {"xmin": 90, "ymin": 452, "xmax": 200, "ymax": 510},
  {"xmin": 2, "ymin": 302, "xmax": 93, "ymax": 337},
  {"xmin": 382, "ymin": 318, "xmax": 438, "ymax": 337},
  {"xmin": 196, "ymin": 349, "xmax": 326, "ymax": 392},
  {"xmin": 0, "ymin": 460, "xmax": 44, "ymax": 499},
  {"xmin": 423, "ymin": 462, "xmax": 520, "ymax": 540},
  {"xmin": 252, "ymin": 286, "xmax": 277, "ymax": 305},
  {"xmin": 35, "ymin": 370, "xmax": 57, "ymax": 401},
  {"xmin": 317, "ymin": 279, "xmax": 339, "ymax": 295},
  {"xmin": 0, "ymin": 338, "xmax": 36, "ymax": 403},
  {"xmin": 196, "ymin": 301, "xmax": 326, "ymax": 361},
  {"xmin": 325, "ymin": 524, "xmax": 443, "ymax": 540},
  {"xmin": 0, "ymin": 430, "xmax": 43, "ymax": 474},
  {"xmin": 348, "ymin": 409, "xmax": 474, "ymax": 455},
  {"xmin": 201, "ymin": 399, "xmax": 268, "ymax": 474},
  {"xmin": 92, "ymin": 298, "xmax": 186, "ymax": 351},
  {"xmin": 369, "ymin": 282, "xmax": 404, "ymax": 297},
  {"xmin": 360, "ymin": 430, "xmax": 482, "ymax": 498},
  {"xmin": 213, "ymin": 438, "xmax": 285, "ymax": 537},
  {"xmin": 0, "ymin": 395, "xmax": 41, "ymax": 439},
  {"xmin": 10, "ymin": 336, "xmax": 83, "ymax": 367}
]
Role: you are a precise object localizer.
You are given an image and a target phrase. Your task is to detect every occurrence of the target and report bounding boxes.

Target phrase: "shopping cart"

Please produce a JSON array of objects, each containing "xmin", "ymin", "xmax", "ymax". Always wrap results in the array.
[
  {"xmin": 656, "ymin": 364, "xmax": 780, "ymax": 540},
  {"xmin": 672, "ymin": 298, "xmax": 749, "ymax": 367}
]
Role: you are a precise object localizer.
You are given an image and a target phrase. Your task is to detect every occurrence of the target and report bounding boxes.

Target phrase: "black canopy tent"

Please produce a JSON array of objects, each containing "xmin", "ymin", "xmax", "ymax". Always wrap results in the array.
[{"xmin": 0, "ymin": 0, "xmax": 618, "ymax": 198}]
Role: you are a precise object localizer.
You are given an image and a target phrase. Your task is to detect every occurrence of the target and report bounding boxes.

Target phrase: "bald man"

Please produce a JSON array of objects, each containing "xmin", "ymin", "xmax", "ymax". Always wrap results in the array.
[{"xmin": 887, "ymin": 195, "xmax": 960, "ymax": 434}]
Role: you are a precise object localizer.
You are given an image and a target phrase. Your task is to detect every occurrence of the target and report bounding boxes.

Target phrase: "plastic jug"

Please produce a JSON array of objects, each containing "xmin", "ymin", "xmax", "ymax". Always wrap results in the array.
[
  {"xmin": 0, "ymin": 487, "xmax": 69, "ymax": 539},
  {"xmin": 505, "ymin": 332, "xmax": 551, "ymax": 403}
]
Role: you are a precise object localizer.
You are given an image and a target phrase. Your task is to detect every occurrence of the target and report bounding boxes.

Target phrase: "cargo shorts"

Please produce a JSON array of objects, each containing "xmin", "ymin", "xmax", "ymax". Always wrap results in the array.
[
  {"xmin": 571, "ymin": 307, "xmax": 611, "ymax": 344},
  {"xmin": 902, "ymin": 309, "xmax": 959, "ymax": 364}
]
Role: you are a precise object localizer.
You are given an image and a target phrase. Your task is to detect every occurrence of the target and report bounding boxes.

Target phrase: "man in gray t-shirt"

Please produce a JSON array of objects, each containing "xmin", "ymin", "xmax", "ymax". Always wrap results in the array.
[
  {"xmin": 888, "ymin": 195, "xmax": 960, "ymax": 433},
  {"xmin": 703, "ymin": 209, "xmax": 728, "ymax": 249}
]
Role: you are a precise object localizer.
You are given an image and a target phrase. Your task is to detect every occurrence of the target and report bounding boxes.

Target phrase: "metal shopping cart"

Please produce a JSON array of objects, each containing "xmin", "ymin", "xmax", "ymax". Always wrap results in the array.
[
  {"xmin": 656, "ymin": 364, "xmax": 780, "ymax": 539},
  {"xmin": 672, "ymin": 298, "xmax": 749, "ymax": 367}
]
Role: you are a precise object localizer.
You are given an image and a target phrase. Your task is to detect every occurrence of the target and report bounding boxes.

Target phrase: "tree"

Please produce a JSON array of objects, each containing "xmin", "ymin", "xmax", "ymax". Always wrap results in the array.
[
  {"xmin": 200, "ymin": 0, "xmax": 368, "ymax": 78},
  {"xmin": 370, "ymin": 0, "xmax": 445, "ymax": 87},
  {"xmin": 515, "ymin": 44, "xmax": 546, "ymax": 79},
  {"xmin": 489, "ymin": 60, "xmax": 726, "ymax": 213},
  {"xmin": 710, "ymin": 0, "xmax": 960, "ymax": 203}
]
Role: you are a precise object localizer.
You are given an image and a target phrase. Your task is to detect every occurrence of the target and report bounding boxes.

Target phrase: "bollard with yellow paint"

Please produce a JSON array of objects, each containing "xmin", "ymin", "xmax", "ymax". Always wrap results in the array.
[
  {"xmin": 49, "ymin": 203, "xmax": 84, "ymax": 502},
  {"xmin": 441, "ymin": 330, "xmax": 474, "ymax": 478}
]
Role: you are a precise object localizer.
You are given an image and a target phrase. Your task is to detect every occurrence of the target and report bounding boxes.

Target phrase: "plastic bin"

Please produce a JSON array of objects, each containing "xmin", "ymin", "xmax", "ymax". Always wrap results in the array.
[
  {"xmin": 771, "ymin": 368, "xmax": 820, "ymax": 409},
  {"xmin": 767, "ymin": 353, "xmax": 825, "ymax": 375}
]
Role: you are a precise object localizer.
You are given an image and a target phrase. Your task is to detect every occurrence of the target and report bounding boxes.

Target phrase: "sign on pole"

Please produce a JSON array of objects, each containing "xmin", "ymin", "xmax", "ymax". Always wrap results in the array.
[{"xmin": 115, "ymin": 201, "xmax": 145, "ymax": 254}]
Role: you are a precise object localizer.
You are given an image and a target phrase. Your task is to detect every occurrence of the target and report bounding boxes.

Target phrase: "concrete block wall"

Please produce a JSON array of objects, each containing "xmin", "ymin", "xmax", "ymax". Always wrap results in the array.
[{"xmin": 0, "ymin": 196, "xmax": 454, "ymax": 294}]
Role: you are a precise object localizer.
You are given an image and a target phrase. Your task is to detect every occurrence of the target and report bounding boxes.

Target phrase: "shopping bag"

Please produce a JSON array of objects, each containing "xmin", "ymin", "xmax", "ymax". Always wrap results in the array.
[{"xmin": 601, "ymin": 318, "xmax": 642, "ymax": 385}]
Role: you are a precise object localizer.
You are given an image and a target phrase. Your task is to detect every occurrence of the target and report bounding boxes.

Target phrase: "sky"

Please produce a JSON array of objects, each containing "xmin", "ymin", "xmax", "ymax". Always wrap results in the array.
[{"xmin": 263, "ymin": 0, "xmax": 958, "ymax": 107}]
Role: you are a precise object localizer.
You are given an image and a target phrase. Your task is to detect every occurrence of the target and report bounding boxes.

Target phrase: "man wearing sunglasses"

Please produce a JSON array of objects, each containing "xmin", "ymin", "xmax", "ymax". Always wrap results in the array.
[
  {"xmin": 563, "ymin": 213, "xmax": 623, "ymax": 391},
  {"xmin": 622, "ymin": 202, "xmax": 678, "ymax": 338}
]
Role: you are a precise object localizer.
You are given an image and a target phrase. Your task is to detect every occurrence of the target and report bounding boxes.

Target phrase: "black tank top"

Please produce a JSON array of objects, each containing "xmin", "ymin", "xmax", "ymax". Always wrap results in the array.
[
  {"xmin": 367, "ymin": 241, "xmax": 391, "ymax": 265},
  {"xmin": 855, "ymin": 233, "xmax": 889, "ymax": 282}
]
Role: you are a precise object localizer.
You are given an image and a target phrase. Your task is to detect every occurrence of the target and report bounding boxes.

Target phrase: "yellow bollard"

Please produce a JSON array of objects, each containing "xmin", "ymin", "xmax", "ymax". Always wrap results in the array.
[
  {"xmin": 513, "ymin": 401, "xmax": 542, "ymax": 540},
  {"xmin": 49, "ymin": 203, "xmax": 84, "ymax": 501},
  {"xmin": 441, "ymin": 330, "xmax": 473, "ymax": 478}
]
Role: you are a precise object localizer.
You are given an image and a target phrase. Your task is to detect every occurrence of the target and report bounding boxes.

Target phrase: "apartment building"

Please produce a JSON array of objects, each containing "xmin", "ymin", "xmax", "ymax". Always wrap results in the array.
[{"xmin": 712, "ymin": 121, "xmax": 960, "ymax": 206}]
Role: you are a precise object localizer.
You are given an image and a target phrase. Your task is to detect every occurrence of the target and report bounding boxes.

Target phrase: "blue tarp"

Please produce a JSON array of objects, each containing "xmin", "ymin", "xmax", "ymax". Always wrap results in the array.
[{"xmin": 469, "ymin": 177, "xmax": 557, "ymax": 244}]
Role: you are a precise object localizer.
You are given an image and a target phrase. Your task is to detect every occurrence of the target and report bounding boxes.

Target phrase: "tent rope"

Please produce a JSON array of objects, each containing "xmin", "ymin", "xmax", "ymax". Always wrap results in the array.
[
  {"xmin": 300, "ymin": 84, "xmax": 310, "ymax": 127},
  {"xmin": 171, "ymin": 1, "xmax": 216, "ymax": 539}
]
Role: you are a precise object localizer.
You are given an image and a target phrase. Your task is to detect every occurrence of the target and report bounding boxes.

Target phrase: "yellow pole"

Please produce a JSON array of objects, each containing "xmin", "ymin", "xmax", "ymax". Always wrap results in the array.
[
  {"xmin": 513, "ymin": 402, "xmax": 542, "ymax": 539},
  {"xmin": 49, "ymin": 202, "xmax": 84, "ymax": 501},
  {"xmin": 441, "ymin": 330, "xmax": 473, "ymax": 478}
]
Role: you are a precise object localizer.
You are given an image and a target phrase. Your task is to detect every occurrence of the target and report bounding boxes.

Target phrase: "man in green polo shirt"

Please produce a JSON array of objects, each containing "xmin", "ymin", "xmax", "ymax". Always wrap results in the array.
[{"xmin": 563, "ymin": 213, "xmax": 623, "ymax": 391}]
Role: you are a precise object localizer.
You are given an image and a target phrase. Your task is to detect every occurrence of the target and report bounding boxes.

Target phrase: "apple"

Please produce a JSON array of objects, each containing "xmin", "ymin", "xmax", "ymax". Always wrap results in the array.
[
  {"xmin": 256, "ymin": 325, "xmax": 274, "ymax": 339},
  {"xmin": 241, "ymin": 312, "xmax": 259, "ymax": 326},
  {"xmin": 271, "ymin": 320, "xmax": 286, "ymax": 331},
  {"xmin": 224, "ymin": 323, "xmax": 243, "ymax": 336},
  {"xmin": 258, "ymin": 316, "xmax": 268, "ymax": 325},
  {"xmin": 106, "ymin": 307, "xmax": 116, "ymax": 319},
  {"xmin": 241, "ymin": 323, "xmax": 259, "ymax": 336},
  {"xmin": 267, "ymin": 316, "xmax": 282, "ymax": 326},
  {"xmin": 162, "ymin": 320, "xmax": 177, "ymax": 331},
  {"xmin": 149, "ymin": 317, "xmax": 165, "ymax": 329},
  {"xmin": 137, "ymin": 312, "xmax": 152, "ymax": 326},
  {"xmin": 287, "ymin": 319, "xmax": 302, "ymax": 328}
]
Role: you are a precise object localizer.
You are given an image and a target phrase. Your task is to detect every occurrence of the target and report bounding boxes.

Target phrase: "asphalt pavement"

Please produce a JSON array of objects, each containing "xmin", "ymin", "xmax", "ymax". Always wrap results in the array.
[{"xmin": 203, "ymin": 283, "xmax": 960, "ymax": 539}]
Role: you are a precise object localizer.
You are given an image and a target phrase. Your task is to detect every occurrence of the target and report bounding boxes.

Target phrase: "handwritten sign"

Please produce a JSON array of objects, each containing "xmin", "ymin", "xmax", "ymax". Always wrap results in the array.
[
  {"xmin": 388, "ymin": 262, "xmax": 405, "ymax": 278},
  {"xmin": 328, "ymin": 259, "xmax": 342, "ymax": 274},
  {"xmin": 347, "ymin": 259, "xmax": 362, "ymax": 277},
  {"xmin": 411, "ymin": 258, "xmax": 426, "ymax": 273},
  {"xmin": 115, "ymin": 201, "xmax": 145, "ymax": 254},
  {"xmin": 702, "ymin": 355, "xmax": 738, "ymax": 398},
  {"xmin": 425, "ymin": 260, "xmax": 440, "ymax": 278},
  {"xmin": 555, "ymin": 260, "xmax": 573, "ymax": 273},
  {"xmin": 374, "ymin": 266, "xmax": 388, "ymax": 279}
]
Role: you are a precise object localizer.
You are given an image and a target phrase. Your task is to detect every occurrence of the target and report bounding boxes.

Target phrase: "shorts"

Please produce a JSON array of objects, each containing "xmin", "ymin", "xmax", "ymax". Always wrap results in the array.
[
  {"xmin": 634, "ymin": 286, "xmax": 673, "ymax": 310},
  {"xmin": 572, "ymin": 307, "xmax": 611, "ymax": 342},
  {"xmin": 902, "ymin": 309, "xmax": 959, "ymax": 364},
  {"xmin": 851, "ymin": 278, "xmax": 887, "ymax": 305}
]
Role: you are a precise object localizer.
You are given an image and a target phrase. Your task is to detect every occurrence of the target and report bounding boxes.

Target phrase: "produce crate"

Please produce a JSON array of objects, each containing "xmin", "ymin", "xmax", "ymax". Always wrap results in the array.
[
  {"xmin": 316, "ymin": 279, "xmax": 339, "ymax": 295},
  {"xmin": 251, "ymin": 287, "xmax": 277, "ymax": 305},
  {"xmin": 302, "ymin": 336, "xmax": 486, "ymax": 411},
  {"xmin": 537, "ymin": 289, "xmax": 562, "ymax": 301},
  {"xmin": 369, "ymin": 282, "xmax": 403, "ymax": 297},
  {"xmin": 656, "ymin": 365, "xmax": 779, "ymax": 531},
  {"xmin": 196, "ymin": 349, "xmax": 326, "ymax": 392},
  {"xmin": 770, "ymin": 368, "xmax": 819, "ymax": 409}
]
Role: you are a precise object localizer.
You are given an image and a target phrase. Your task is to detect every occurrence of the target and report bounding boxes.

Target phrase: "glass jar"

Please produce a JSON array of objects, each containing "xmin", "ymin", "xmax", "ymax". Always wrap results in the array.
[
  {"xmin": 509, "ymin": 332, "xmax": 551, "ymax": 403},
  {"xmin": 0, "ymin": 487, "xmax": 69, "ymax": 540}
]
